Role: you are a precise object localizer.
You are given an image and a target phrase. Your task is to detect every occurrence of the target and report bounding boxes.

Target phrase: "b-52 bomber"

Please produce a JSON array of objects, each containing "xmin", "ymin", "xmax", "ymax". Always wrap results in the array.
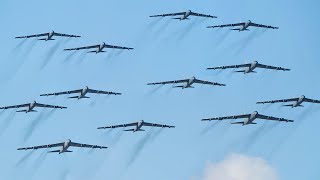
[
  {"xmin": 15, "ymin": 30, "xmax": 80, "ymax": 41},
  {"xmin": 17, "ymin": 139, "xmax": 107, "ymax": 154},
  {"xmin": 147, "ymin": 76, "xmax": 225, "ymax": 89},
  {"xmin": 207, "ymin": 61, "xmax": 290, "ymax": 74},
  {"xmin": 40, "ymin": 86, "xmax": 121, "ymax": 99},
  {"xmin": 257, "ymin": 95, "xmax": 320, "ymax": 108},
  {"xmin": 150, "ymin": 10, "xmax": 217, "ymax": 20},
  {"xmin": 0, "ymin": 101, "xmax": 66, "ymax": 113},
  {"xmin": 202, "ymin": 111, "xmax": 293, "ymax": 125},
  {"xmin": 97, "ymin": 120, "xmax": 175, "ymax": 132},
  {"xmin": 64, "ymin": 42, "xmax": 133, "ymax": 54},
  {"xmin": 207, "ymin": 20, "xmax": 278, "ymax": 31}
]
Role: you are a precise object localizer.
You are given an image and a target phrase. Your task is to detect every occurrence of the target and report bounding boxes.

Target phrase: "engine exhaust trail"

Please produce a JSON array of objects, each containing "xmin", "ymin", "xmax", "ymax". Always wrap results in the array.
[
  {"xmin": 41, "ymin": 40, "xmax": 63, "ymax": 69},
  {"xmin": 15, "ymin": 150, "xmax": 35, "ymax": 167},
  {"xmin": 12, "ymin": 38, "xmax": 28, "ymax": 52},
  {"xmin": 235, "ymin": 28, "xmax": 267, "ymax": 55},
  {"xmin": 23, "ymin": 39, "xmax": 37, "ymax": 58},
  {"xmin": 63, "ymin": 51, "xmax": 77, "ymax": 63},
  {"xmin": 154, "ymin": 18, "xmax": 172, "ymax": 39},
  {"xmin": 110, "ymin": 129, "xmax": 124, "ymax": 146},
  {"xmin": 200, "ymin": 121, "xmax": 220, "ymax": 135},
  {"xmin": 127, "ymin": 129, "xmax": 154, "ymax": 166},
  {"xmin": 23, "ymin": 109, "xmax": 55, "ymax": 142},
  {"xmin": 147, "ymin": 84, "xmax": 164, "ymax": 96},
  {"xmin": 0, "ymin": 111, "xmax": 16, "ymax": 137}
]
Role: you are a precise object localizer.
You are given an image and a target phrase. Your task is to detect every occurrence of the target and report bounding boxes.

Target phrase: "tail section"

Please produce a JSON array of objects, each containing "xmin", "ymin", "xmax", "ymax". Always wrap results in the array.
[
  {"xmin": 87, "ymin": 50, "xmax": 106, "ymax": 53},
  {"xmin": 16, "ymin": 110, "xmax": 27, "ymax": 113},
  {"xmin": 124, "ymin": 129, "xmax": 145, "ymax": 132},
  {"xmin": 283, "ymin": 104, "xmax": 303, "ymax": 108},
  {"xmin": 16, "ymin": 110, "xmax": 37, "ymax": 113},
  {"xmin": 48, "ymin": 150, "xmax": 72, "ymax": 154},
  {"xmin": 231, "ymin": 121, "xmax": 244, "ymax": 125},
  {"xmin": 38, "ymin": 38, "xmax": 55, "ymax": 41},
  {"xmin": 173, "ymin": 85, "xmax": 184, "ymax": 88},
  {"xmin": 231, "ymin": 122, "xmax": 257, "ymax": 125},
  {"xmin": 234, "ymin": 70, "xmax": 245, "ymax": 73},
  {"xmin": 48, "ymin": 150, "xmax": 60, "ymax": 153},
  {"xmin": 68, "ymin": 96, "xmax": 81, "ymax": 99},
  {"xmin": 230, "ymin": 28, "xmax": 249, "ymax": 31}
]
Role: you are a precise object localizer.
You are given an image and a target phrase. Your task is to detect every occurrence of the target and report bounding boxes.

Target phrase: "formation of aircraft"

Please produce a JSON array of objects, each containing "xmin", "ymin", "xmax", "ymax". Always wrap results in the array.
[
  {"xmin": 64, "ymin": 42, "xmax": 133, "ymax": 54},
  {"xmin": 147, "ymin": 76, "xmax": 225, "ymax": 89},
  {"xmin": 11, "ymin": 10, "xmax": 314, "ymax": 158},
  {"xmin": 40, "ymin": 86, "xmax": 121, "ymax": 99},
  {"xmin": 257, "ymin": 95, "xmax": 320, "ymax": 108},
  {"xmin": 202, "ymin": 111, "xmax": 293, "ymax": 125},
  {"xmin": 150, "ymin": 10, "xmax": 217, "ymax": 20},
  {"xmin": 207, "ymin": 20, "xmax": 278, "ymax": 31},
  {"xmin": 207, "ymin": 61, "xmax": 290, "ymax": 74},
  {"xmin": 0, "ymin": 101, "xmax": 66, "ymax": 113},
  {"xmin": 97, "ymin": 120, "xmax": 175, "ymax": 132},
  {"xmin": 15, "ymin": 31, "xmax": 80, "ymax": 41},
  {"xmin": 17, "ymin": 139, "xmax": 107, "ymax": 154}
]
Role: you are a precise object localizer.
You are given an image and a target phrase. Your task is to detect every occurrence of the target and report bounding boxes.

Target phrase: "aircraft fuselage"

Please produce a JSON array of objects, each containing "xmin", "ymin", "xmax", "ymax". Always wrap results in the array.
[
  {"xmin": 238, "ymin": 20, "xmax": 252, "ymax": 31},
  {"xmin": 25, "ymin": 101, "xmax": 37, "ymax": 113},
  {"xmin": 78, "ymin": 86, "xmax": 89, "ymax": 99},
  {"xmin": 180, "ymin": 10, "xmax": 191, "ymax": 20},
  {"xmin": 243, "ymin": 61, "xmax": 258, "ymax": 73},
  {"xmin": 60, "ymin": 139, "xmax": 71, "ymax": 153},
  {"xmin": 181, "ymin": 77, "xmax": 196, "ymax": 88},
  {"xmin": 243, "ymin": 111, "xmax": 258, "ymax": 125},
  {"xmin": 292, "ymin": 95, "xmax": 305, "ymax": 107}
]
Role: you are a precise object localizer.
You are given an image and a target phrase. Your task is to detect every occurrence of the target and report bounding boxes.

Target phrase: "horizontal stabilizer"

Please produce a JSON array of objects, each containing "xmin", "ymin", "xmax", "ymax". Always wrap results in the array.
[
  {"xmin": 48, "ymin": 150, "xmax": 60, "ymax": 153},
  {"xmin": 234, "ymin": 70, "xmax": 245, "ymax": 73},
  {"xmin": 138, "ymin": 129, "xmax": 145, "ymax": 131},
  {"xmin": 68, "ymin": 96, "xmax": 80, "ymax": 99},
  {"xmin": 231, "ymin": 121, "xmax": 244, "ymax": 125},
  {"xmin": 124, "ymin": 129, "xmax": 135, "ymax": 131},
  {"xmin": 16, "ymin": 110, "xmax": 27, "ymax": 113},
  {"xmin": 173, "ymin": 85, "xmax": 184, "ymax": 88},
  {"xmin": 38, "ymin": 38, "xmax": 55, "ymax": 41},
  {"xmin": 283, "ymin": 104, "xmax": 293, "ymax": 107}
]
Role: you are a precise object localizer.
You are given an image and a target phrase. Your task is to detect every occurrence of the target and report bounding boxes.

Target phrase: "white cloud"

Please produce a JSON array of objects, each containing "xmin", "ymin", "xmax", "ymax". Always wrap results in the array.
[{"xmin": 201, "ymin": 154, "xmax": 278, "ymax": 180}]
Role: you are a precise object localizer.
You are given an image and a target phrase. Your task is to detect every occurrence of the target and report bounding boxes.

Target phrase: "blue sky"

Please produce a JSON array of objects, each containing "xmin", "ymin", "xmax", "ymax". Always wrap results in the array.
[{"xmin": 0, "ymin": 0, "xmax": 319, "ymax": 179}]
